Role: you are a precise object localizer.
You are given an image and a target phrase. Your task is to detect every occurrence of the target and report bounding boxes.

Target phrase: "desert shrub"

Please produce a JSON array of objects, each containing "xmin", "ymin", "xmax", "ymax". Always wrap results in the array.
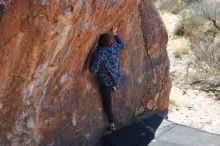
[
  {"xmin": 173, "ymin": 20, "xmax": 184, "ymax": 36},
  {"xmin": 154, "ymin": 0, "xmax": 187, "ymax": 14},
  {"xmin": 181, "ymin": 14, "xmax": 206, "ymax": 38},
  {"xmin": 160, "ymin": 13, "xmax": 182, "ymax": 35},
  {"xmin": 201, "ymin": 1, "xmax": 220, "ymax": 29},
  {"xmin": 172, "ymin": 38, "xmax": 190, "ymax": 58},
  {"xmin": 187, "ymin": 35, "xmax": 220, "ymax": 90},
  {"xmin": 193, "ymin": 35, "xmax": 220, "ymax": 71},
  {"xmin": 179, "ymin": 1, "xmax": 218, "ymax": 40}
]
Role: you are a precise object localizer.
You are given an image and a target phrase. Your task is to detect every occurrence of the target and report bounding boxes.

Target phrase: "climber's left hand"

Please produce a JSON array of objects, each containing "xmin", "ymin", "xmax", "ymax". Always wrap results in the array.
[{"xmin": 112, "ymin": 86, "xmax": 117, "ymax": 91}]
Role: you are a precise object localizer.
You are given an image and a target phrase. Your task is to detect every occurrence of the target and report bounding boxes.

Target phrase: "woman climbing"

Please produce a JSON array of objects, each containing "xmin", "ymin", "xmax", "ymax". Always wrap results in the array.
[{"xmin": 89, "ymin": 26, "xmax": 124, "ymax": 132}]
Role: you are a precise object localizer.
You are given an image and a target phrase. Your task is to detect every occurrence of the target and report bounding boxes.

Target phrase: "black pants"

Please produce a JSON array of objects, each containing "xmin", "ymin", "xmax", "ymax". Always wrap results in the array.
[{"xmin": 99, "ymin": 84, "xmax": 115, "ymax": 123}]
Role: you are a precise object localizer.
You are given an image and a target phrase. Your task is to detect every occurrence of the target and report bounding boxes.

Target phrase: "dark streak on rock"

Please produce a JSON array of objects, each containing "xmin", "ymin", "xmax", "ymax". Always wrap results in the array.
[{"xmin": 0, "ymin": 4, "xmax": 5, "ymax": 22}]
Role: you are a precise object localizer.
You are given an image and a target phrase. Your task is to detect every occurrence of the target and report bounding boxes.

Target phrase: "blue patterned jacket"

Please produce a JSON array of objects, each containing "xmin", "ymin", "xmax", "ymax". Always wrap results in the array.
[{"xmin": 90, "ymin": 35, "xmax": 124, "ymax": 87}]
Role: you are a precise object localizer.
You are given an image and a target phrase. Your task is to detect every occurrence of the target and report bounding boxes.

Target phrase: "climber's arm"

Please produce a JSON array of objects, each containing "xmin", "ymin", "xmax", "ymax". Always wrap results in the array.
[
  {"xmin": 114, "ymin": 35, "xmax": 124, "ymax": 49},
  {"xmin": 112, "ymin": 26, "xmax": 124, "ymax": 50},
  {"xmin": 89, "ymin": 53, "xmax": 102, "ymax": 74}
]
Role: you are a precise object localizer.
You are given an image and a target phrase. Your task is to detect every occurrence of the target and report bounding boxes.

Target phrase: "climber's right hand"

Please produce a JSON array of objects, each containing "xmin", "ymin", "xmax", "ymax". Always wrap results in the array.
[{"xmin": 112, "ymin": 26, "xmax": 118, "ymax": 36}]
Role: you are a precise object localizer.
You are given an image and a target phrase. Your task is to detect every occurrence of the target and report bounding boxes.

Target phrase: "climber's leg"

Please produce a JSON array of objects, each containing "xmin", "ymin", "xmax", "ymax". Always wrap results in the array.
[{"xmin": 99, "ymin": 84, "xmax": 115, "ymax": 123}]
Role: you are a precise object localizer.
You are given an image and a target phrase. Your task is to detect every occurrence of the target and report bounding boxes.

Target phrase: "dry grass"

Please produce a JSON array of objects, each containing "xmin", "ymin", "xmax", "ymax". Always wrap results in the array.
[
  {"xmin": 160, "ymin": 12, "xmax": 182, "ymax": 37},
  {"xmin": 170, "ymin": 98, "xmax": 179, "ymax": 107},
  {"xmin": 172, "ymin": 38, "xmax": 190, "ymax": 58},
  {"xmin": 173, "ymin": 20, "xmax": 184, "ymax": 36}
]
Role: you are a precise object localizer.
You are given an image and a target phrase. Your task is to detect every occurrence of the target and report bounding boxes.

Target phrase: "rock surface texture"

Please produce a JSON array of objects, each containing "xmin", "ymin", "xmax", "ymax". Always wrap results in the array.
[{"xmin": 0, "ymin": 0, "xmax": 171, "ymax": 145}]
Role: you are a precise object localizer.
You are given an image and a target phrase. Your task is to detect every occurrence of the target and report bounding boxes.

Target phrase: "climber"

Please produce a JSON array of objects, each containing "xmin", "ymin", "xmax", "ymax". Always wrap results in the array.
[{"xmin": 89, "ymin": 26, "xmax": 124, "ymax": 132}]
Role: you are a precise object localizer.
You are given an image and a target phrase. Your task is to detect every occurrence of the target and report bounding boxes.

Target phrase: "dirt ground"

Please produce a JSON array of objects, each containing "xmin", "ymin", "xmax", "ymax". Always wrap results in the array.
[{"xmin": 168, "ymin": 86, "xmax": 220, "ymax": 134}]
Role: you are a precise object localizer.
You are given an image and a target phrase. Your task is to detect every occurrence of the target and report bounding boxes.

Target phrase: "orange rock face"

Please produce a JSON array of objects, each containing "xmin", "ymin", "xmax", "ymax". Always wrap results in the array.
[{"xmin": 0, "ymin": 0, "xmax": 171, "ymax": 145}]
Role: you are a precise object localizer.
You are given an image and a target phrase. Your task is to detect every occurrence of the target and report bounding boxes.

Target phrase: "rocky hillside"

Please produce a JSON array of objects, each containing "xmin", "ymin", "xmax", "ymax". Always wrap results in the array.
[{"xmin": 0, "ymin": 0, "xmax": 171, "ymax": 145}]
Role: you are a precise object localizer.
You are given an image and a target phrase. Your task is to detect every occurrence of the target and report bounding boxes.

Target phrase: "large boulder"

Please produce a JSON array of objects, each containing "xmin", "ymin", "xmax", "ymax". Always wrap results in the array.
[{"xmin": 0, "ymin": 0, "xmax": 171, "ymax": 145}]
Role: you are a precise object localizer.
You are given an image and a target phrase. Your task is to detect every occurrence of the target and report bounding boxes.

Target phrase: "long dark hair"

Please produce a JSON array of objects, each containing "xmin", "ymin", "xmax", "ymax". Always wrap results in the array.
[{"xmin": 98, "ymin": 33, "xmax": 112, "ymax": 48}]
